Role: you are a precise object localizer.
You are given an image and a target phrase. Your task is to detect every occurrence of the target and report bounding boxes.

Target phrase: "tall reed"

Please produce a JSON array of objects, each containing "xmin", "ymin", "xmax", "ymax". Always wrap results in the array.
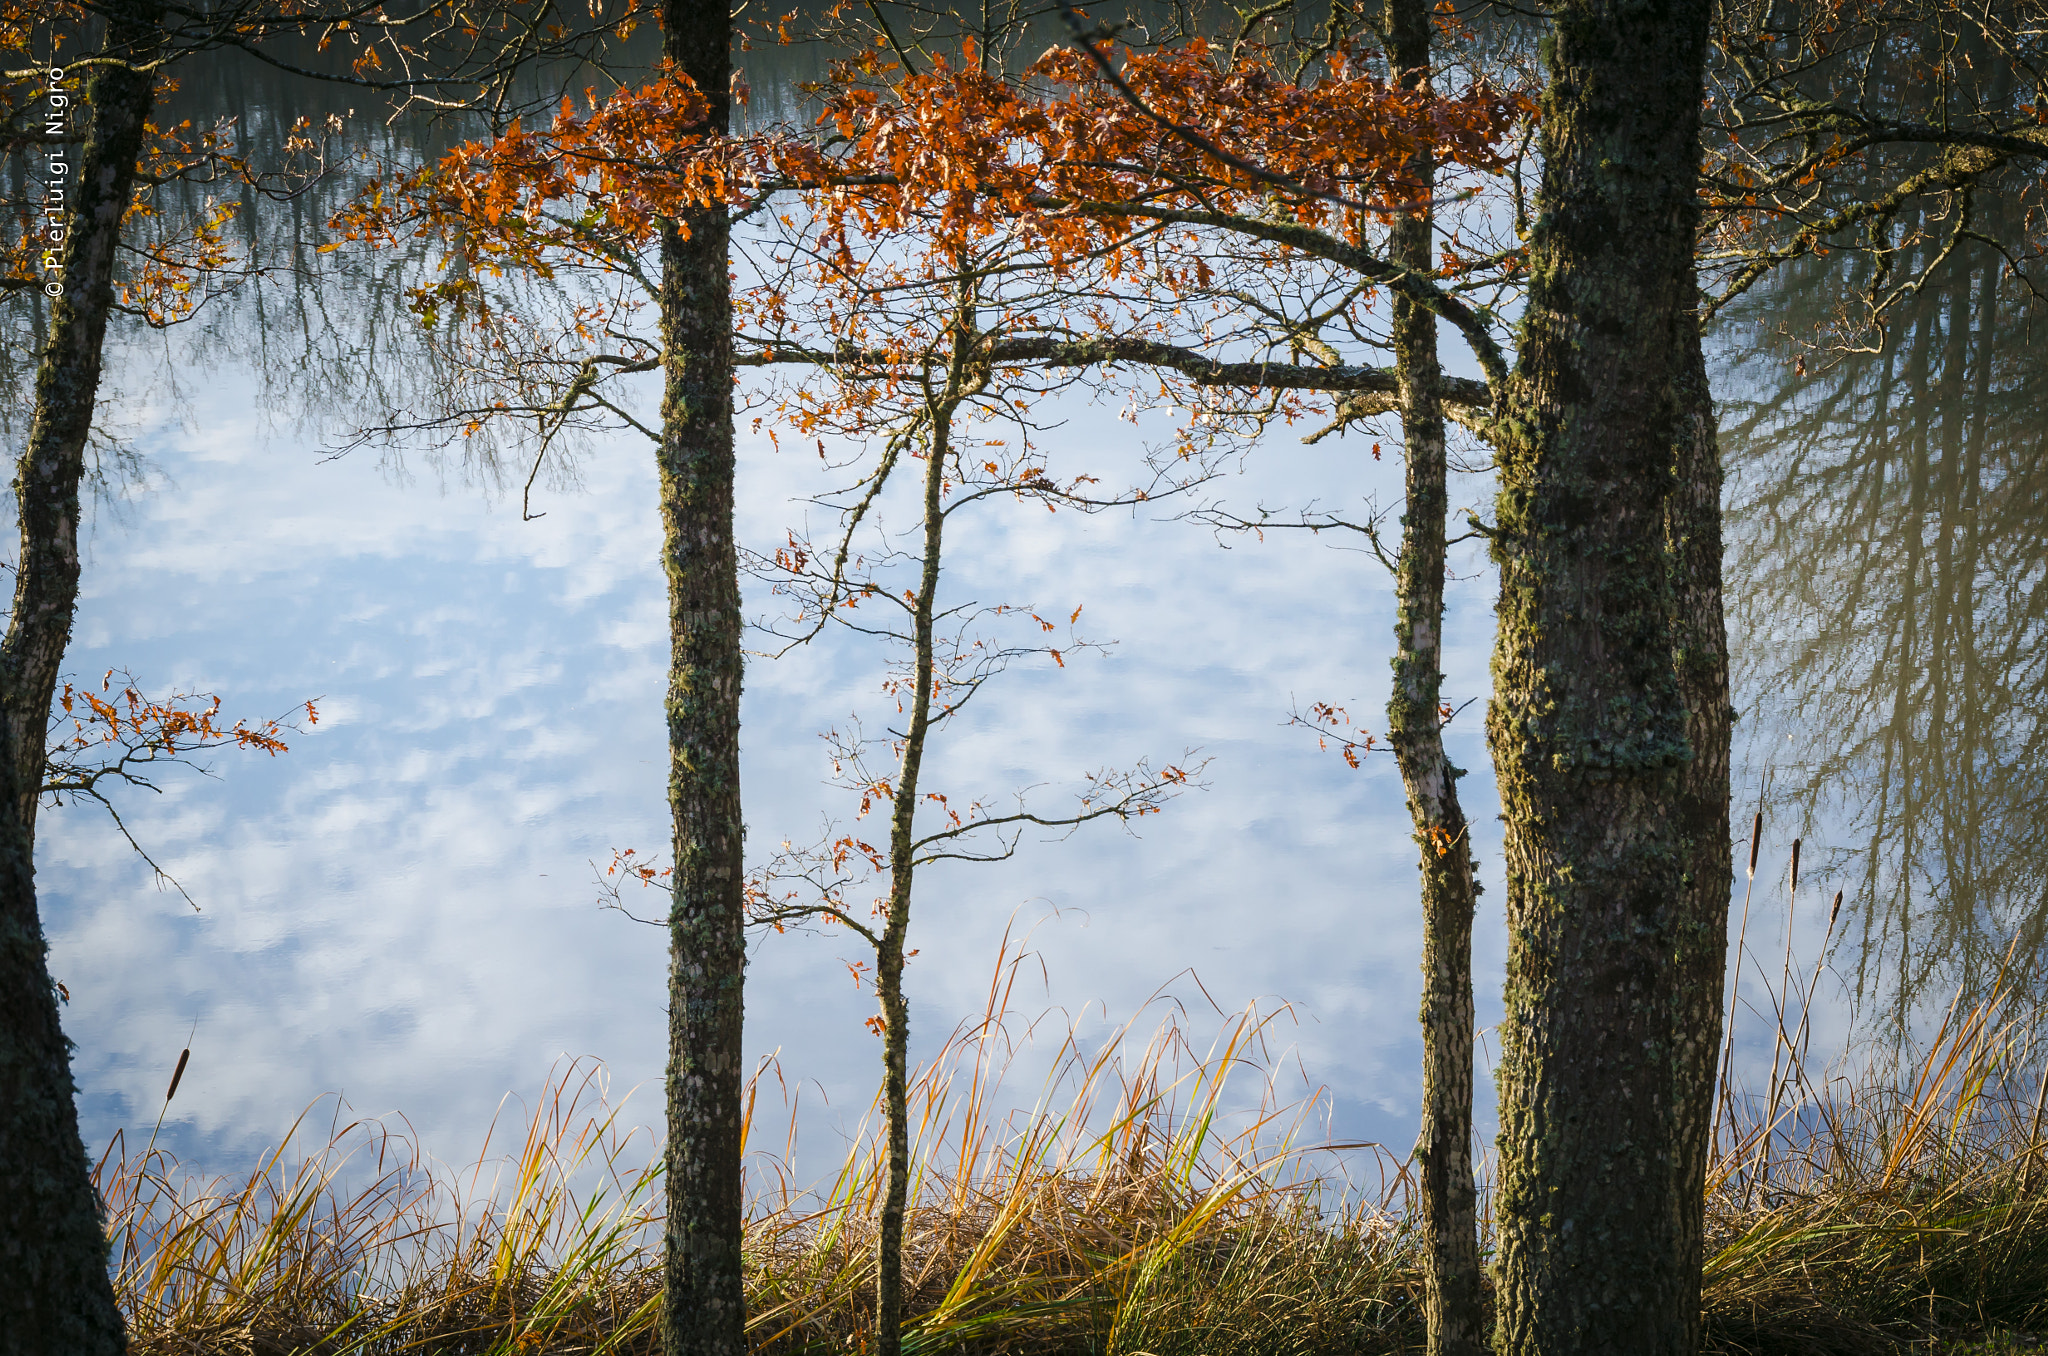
[{"xmin": 1700, "ymin": 846, "xmax": 2048, "ymax": 1352}]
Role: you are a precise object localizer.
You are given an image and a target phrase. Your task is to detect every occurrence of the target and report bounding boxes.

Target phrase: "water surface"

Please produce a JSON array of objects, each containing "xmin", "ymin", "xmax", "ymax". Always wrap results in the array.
[{"xmin": 16, "ymin": 49, "xmax": 2047, "ymax": 1191}]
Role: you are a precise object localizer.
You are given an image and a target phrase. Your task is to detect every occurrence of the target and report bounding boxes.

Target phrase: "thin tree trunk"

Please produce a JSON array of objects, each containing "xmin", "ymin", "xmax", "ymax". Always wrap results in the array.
[
  {"xmin": 0, "ymin": 7, "xmax": 161, "ymax": 1351},
  {"xmin": 658, "ymin": 0, "xmax": 746, "ymax": 1351},
  {"xmin": 1485, "ymin": 0, "xmax": 1712, "ymax": 1350},
  {"xmin": 874, "ymin": 406, "xmax": 945, "ymax": 1356},
  {"xmin": 874, "ymin": 319, "xmax": 969, "ymax": 1356},
  {"xmin": 1666, "ymin": 319, "xmax": 1732, "ymax": 1356},
  {"xmin": 1380, "ymin": 0, "xmax": 1484, "ymax": 1351}
]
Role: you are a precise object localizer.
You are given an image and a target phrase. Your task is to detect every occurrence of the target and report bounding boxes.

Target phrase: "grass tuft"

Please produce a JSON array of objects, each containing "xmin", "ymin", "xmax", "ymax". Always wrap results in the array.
[{"xmin": 1702, "ymin": 959, "xmax": 2048, "ymax": 1354}]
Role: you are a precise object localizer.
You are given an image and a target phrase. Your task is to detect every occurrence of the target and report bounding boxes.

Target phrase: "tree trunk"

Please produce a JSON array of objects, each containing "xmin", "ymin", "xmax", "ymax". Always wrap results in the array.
[
  {"xmin": 1380, "ymin": 0, "xmax": 1485, "ymax": 1352},
  {"xmin": 0, "ymin": 8, "xmax": 162, "ymax": 1352},
  {"xmin": 874, "ymin": 354, "xmax": 959, "ymax": 1356},
  {"xmin": 658, "ymin": 1, "xmax": 746, "ymax": 1352},
  {"xmin": 1665, "ymin": 320, "xmax": 1732, "ymax": 1356},
  {"xmin": 1484, "ymin": 0, "xmax": 1712, "ymax": 1351}
]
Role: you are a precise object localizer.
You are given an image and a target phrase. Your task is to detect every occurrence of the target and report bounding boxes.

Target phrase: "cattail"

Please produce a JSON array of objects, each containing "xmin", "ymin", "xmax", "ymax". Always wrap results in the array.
[
  {"xmin": 166, "ymin": 1048, "xmax": 190, "ymax": 1104},
  {"xmin": 1827, "ymin": 889, "xmax": 1843, "ymax": 935},
  {"xmin": 1747, "ymin": 811, "xmax": 1762, "ymax": 879},
  {"xmin": 1790, "ymin": 838, "xmax": 1801, "ymax": 894}
]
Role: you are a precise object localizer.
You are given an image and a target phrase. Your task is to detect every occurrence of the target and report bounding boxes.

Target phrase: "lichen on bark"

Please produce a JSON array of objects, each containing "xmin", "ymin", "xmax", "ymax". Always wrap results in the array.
[
  {"xmin": 1379, "ymin": 0, "xmax": 1485, "ymax": 1352},
  {"xmin": 1, "ymin": 4, "xmax": 164, "ymax": 1351},
  {"xmin": 1484, "ymin": 0, "xmax": 1717, "ymax": 1351},
  {"xmin": 657, "ymin": 2, "xmax": 747, "ymax": 1354}
]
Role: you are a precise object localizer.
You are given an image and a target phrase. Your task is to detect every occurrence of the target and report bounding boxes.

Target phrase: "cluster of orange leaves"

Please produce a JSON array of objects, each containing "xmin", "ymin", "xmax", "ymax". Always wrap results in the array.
[
  {"xmin": 1300, "ymin": 699, "xmax": 1377, "ymax": 770},
  {"xmin": 331, "ymin": 70, "xmax": 736, "ymax": 302},
  {"xmin": 53, "ymin": 673, "xmax": 315, "ymax": 762},
  {"xmin": 2, "ymin": 54, "xmax": 258, "ymax": 322},
  {"xmin": 333, "ymin": 35, "xmax": 1533, "ymax": 320},
  {"xmin": 119, "ymin": 115, "xmax": 244, "ymax": 328},
  {"xmin": 2, "ymin": 10, "xmax": 75, "ymax": 292},
  {"xmin": 800, "ymin": 38, "xmax": 1528, "ymax": 257},
  {"xmin": 606, "ymin": 846, "xmax": 670, "ymax": 884}
]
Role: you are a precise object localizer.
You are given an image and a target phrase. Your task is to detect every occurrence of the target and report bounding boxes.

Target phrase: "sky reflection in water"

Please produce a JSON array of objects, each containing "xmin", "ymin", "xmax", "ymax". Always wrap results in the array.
[
  {"xmin": 34, "ymin": 217, "xmax": 2048, "ymax": 1194},
  {"xmin": 44, "ymin": 347, "xmax": 1503, "ymax": 1185}
]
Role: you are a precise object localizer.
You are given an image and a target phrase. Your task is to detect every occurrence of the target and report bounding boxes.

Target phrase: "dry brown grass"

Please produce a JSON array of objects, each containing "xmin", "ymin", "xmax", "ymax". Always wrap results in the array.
[
  {"xmin": 1700, "ymin": 957, "xmax": 2048, "ymax": 1355},
  {"xmin": 107, "ymin": 945, "xmax": 1427, "ymax": 1356},
  {"xmin": 107, "ymin": 941, "xmax": 2048, "ymax": 1356}
]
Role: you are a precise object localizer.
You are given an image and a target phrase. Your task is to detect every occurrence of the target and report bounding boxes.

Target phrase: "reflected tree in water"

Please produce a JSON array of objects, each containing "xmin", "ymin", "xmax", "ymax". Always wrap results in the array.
[{"xmin": 1723, "ymin": 233, "xmax": 2048, "ymax": 1047}]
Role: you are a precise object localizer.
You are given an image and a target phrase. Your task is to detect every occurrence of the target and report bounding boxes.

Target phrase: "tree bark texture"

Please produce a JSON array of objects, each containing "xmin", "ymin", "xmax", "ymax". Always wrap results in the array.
[
  {"xmin": 1664, "ymin": 322, "xmax": 1732, "ymax": 1356},
  {"xmin": 658, "ymin": 1, "xmax": 746, "ymax": 1353},
  {"xmin": 1381, "ymin": 0, "xmax": 1485, "ymax": 1352},
  {"xmin": 0, "ymin": 7, "xmax": 161, "ymax": 1352},
  {"xmin": 1484, "ymin": 1, "xmax": 1712, "ymax": 1352}
]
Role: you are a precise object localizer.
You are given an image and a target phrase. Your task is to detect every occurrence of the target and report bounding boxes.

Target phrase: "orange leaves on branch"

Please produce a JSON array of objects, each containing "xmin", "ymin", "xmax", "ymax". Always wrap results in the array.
[
  {"xmin": 922, "ymin": 791, "xmax": 966, "ymax": 830},
  {"xmin": 332, "ymin": 64, "xmax": 732, "ymax": 317},
  {"xmin": 855, "ymin": 778, "xmax": 894, "ymax": 817},
  {"xmin": 51, "ymin": 672, "xmax": 309, "ymax": 765},
  {"xmin": 93, "ymin": 99, "xmax": 269, "ymax": 327},
  {"xmin": 775, "ymin": 532, "xmax": 812, "ymax": 575},
  {"xmin": 1291, "ymin": 699, "xmax": 1377, "ymax": 769},
  {"xmin": 38, "ymin": 670, "xmax": 316, "ymax": 907},
  {"xmin": 1034, "ymin": 38, "xmax": 1526, "ymax": 203},
  {"xmin": 43, "ymin": 671, "xmax": 318, "ymax": 898},
  {"xmin": 831, "ymin": 835, "xmax": 885, "ymax": 871},
  {"xmin": 792, "ymin": 37, "xmax": 1533, "ymax": 263},
  {"xmin": 337, "ymin": 35, "xmax": 1532, "ymax": 318},
  {"xmin": 119, "ymin": 194, "xmax": 241, "ymax": 326},
  {"xmin": 606, "ymin": 847, "xmax": 671, "ymax": 885}
]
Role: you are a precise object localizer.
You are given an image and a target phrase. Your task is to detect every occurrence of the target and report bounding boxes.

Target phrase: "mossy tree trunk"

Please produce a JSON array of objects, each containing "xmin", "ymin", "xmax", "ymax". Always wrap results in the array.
[
  {"xmin": 1665, "ymin": 322, "xmax": 1732, "ymax": 1356},
  {"xmin": 1484, "ymin": 0, "xmax": 1713, "ymax": 1351},
  {"xmin": 1380, "ymin": 0, "xmax": 1485, "ymax": 1352},
  {"xmin": 0, "ymin": 6, "xmax": 163, "ymax": 1352},
  {"xmin": 657, "ymin": 1, "xmax": 747, "ymax": 1353}
]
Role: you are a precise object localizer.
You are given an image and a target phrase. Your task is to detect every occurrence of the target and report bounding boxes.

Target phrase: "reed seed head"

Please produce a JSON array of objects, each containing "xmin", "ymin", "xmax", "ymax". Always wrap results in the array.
[{"xmin": 167, "ymin": 1048, "xmax": 190, "ymax": 1104}]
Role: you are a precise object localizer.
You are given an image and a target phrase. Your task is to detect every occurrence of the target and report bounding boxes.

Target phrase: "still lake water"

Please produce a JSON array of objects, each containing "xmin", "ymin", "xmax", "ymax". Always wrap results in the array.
[
  {"xmin": 47, "ymin": 323, "xmax": 1488, "ymax": 1182},
  {"xmin": 18, "ymin": 58, "xmax": 2046, "ymax": 1190}
]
